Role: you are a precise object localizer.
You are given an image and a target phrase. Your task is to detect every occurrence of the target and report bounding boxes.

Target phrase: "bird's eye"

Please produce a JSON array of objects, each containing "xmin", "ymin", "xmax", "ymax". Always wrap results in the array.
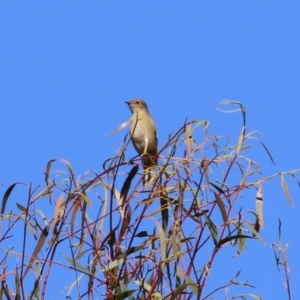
[{"xmin": 136, "ymin": 101, "xmax": 140, "ymax": 105}]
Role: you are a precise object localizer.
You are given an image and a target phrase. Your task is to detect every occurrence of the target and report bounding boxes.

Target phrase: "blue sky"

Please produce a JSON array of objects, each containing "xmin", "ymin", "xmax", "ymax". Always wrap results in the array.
[{"xmin": 1, "ymin": 2, "xmax": 300, "ymax": 299}]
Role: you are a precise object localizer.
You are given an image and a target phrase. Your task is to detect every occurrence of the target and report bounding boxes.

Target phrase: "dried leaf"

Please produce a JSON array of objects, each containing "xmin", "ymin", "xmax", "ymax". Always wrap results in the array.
[
  {"xmin": 23, "ymin": 225, "xmax": 50, "ymax": 279},
  {"xmin": 256, "ymin": 186, "xmax": 264, "ymax": 229},
  {"xmin": 281, "ymin": 176, "xmax": 295, "ymax": 207}
]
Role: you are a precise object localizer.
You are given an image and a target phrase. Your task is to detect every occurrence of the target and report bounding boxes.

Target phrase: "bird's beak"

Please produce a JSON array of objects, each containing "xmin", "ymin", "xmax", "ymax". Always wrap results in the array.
[{"xmin": 125, "ymin": 101, "xmax": 130, "ymax": 105}]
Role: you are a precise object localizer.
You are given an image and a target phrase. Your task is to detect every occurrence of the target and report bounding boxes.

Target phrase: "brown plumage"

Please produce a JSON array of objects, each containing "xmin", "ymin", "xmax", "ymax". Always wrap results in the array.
[{"xmin": 125, "ymin": 99, "xmax": 158, "ymax": 179}]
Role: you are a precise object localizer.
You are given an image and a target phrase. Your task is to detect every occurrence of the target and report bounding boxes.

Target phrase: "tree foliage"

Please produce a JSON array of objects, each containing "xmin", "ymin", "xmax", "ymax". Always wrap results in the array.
[{"xmin": 0, "ymin": 101, "xmax": 297, "ymax": 299}]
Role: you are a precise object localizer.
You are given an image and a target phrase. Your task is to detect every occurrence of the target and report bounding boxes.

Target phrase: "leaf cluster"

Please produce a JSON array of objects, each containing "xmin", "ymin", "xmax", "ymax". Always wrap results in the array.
[{"xmin": 0, "ymin": 101, "xmax": 298, "ymax": 299}]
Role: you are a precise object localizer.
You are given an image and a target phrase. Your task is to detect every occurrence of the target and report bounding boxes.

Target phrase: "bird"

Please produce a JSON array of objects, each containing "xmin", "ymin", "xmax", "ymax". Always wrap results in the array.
[{"xmin": 125, "ymin": 98, "xmax": 158, "ymax": 182}]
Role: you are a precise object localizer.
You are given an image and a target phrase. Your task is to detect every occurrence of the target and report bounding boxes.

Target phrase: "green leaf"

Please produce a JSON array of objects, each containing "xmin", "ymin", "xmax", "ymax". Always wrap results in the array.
[
  {"xmin": 217, "ymin": 235, "xmax": 255, "ymax": 248},
  {"xmin": 1, "ymin": 183, "xmax": 22, "ymax": 214},
  {"xmin": 120, "ymin": 165, "xmax": 139, "ymax": 203},
  {"xmin": 214, "ymin": 191, "xmax": 228, "ymax": 223},
  {"xmin": 61, "ymin": 254, "xmax": 94, "ymax": 276},
  {"xmin": 205, "ymin": 215, "xmax": 218, "ymax": 246},
  {"xmin": 168, "ymin": 284, "xmax": 189, "ymax": 300}
]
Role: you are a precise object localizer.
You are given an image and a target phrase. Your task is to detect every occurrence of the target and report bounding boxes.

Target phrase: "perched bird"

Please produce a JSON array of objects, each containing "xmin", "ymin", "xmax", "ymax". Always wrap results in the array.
[{"xmin": 125, "ymin": 99, "xmax": 158, "ymax": 181}]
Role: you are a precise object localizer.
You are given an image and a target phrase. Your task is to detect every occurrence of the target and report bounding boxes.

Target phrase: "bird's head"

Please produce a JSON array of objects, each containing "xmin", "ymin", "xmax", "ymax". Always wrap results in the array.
[{"xmin": 125, "ymin": 98, "xmax": 149, "ymax": 114}]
